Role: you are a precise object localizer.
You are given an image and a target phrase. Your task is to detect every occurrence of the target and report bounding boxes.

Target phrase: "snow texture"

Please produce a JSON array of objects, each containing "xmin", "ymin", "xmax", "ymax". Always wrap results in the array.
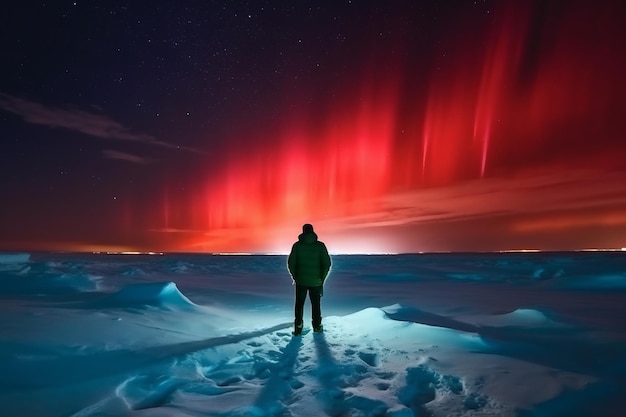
[{"xmin": 0, "ymin": 252, "xmax": 625, "ymax": 416}]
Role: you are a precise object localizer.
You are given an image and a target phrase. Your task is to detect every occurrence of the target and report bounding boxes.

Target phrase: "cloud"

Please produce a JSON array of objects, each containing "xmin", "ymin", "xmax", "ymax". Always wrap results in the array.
[
  {"xmin": 0, "ymin": 93, "xmax": 202, "ymax": 153},
  {"xmin": 326, "ymin": 168, "xmax": 626, "ymax": 230},
  {"xmin": 512, "ymin": 210, "xmax": 626, "ymax": 232},
  {"xmin": 102, "ymin": 149, "xmax": 154, "ymax": 164}
]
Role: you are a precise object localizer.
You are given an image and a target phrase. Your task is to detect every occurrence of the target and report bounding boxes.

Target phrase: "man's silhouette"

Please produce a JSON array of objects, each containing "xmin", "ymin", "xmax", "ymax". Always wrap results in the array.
[{"xmin": 287, "ymin": 223, "xmax": 331, "ymax": 335}]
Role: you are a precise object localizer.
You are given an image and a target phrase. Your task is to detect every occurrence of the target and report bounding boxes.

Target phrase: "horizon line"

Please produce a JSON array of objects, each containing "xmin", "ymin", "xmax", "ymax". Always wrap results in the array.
[{"xmin": 2, "ymin": 248, "xmax": 626, "ymax": 256}]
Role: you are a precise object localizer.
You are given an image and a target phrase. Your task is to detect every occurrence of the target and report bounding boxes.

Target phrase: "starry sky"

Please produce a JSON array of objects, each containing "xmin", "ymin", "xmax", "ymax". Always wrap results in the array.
[{"xmin": 1, "ymin": 0, "xmax": 625, "ymax": 254}]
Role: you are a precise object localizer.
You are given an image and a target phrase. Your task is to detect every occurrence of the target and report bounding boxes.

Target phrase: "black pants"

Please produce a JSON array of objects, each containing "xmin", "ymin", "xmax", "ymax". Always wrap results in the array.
[{"xmin": 294, "ymin": 284, "xmax": 322, "ymax": 328}]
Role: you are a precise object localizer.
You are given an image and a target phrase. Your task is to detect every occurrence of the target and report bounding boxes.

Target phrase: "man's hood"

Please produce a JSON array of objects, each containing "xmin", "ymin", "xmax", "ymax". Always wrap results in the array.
[{"xmin": 298, "ymin": 232, "xmax": 318, "ymax": 244}]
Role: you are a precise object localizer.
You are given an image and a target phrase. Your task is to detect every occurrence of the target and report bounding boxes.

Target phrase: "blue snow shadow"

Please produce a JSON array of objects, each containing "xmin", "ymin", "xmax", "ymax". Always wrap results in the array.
[{"xmin": 0, "ymin": 322, "xmax": 291, "ymax": 391}]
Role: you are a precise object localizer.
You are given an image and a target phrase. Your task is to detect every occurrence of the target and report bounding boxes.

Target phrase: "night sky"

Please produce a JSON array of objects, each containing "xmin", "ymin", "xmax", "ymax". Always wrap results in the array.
[{"xmin": 1, "ymin": 1, "xmax": 625, "ymax": 254}]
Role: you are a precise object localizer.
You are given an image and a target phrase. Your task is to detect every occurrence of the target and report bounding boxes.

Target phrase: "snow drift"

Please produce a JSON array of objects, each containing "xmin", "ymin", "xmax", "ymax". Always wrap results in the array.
[{"xmin": 105, "ymin": 281, "xmax": 199, "ymax": 311}]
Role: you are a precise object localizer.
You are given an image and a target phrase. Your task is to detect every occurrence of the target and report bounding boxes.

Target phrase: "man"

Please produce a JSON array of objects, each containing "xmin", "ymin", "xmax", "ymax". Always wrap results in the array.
[{"xmin": 287, "ymin": 223, "xmax": 331, "ymax": 335}]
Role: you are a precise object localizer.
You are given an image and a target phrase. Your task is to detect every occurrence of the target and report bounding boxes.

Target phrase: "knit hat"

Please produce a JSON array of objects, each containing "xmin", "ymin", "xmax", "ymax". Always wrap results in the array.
[{"xmin": 302, "ymin": 223, "xmax": 314, "ymax": 233}]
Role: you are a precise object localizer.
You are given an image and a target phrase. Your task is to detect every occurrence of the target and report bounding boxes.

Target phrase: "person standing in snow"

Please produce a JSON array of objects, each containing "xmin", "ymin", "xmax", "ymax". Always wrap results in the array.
[{"xmin": 287, "ymin": 223, "xmax": 332, "ymax": 335}]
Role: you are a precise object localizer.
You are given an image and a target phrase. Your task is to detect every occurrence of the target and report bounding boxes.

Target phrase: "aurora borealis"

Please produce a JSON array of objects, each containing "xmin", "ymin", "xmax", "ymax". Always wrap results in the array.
[{"xmin": 1, "ymin": 1, "xmax": 625, "ymax": 254}]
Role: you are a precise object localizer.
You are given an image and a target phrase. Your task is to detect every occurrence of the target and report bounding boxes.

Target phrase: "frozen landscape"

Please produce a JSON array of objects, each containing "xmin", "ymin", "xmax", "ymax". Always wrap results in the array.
[{"xmin": 1, "ymin": 251, "xmax": 625, "ymax": 416}]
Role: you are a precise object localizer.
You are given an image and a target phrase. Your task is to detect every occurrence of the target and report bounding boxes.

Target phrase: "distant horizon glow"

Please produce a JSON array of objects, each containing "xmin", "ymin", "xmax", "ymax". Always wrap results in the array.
[{"xmin": 4, "ymin": 247, "xmax": 626, "ymax": 257}]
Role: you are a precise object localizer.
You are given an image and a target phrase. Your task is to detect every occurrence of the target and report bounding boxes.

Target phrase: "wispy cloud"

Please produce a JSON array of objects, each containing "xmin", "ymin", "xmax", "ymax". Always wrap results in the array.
[
  {"xmin": 0, "ymin": 93, "xmax": 202, "ymax": 153},
  {"xmin": 326, "ymin": 168, "xmax": 626, "ymax": 230},
  {"xmin": 102, "ymin": 149, "xmax": 154, "ymax": 164}
]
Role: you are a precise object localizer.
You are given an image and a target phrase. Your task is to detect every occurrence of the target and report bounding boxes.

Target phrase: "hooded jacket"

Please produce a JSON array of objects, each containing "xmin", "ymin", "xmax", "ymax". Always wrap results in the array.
[{"xmin": 287, "ymin": 231, "xmax": 331, "ymax": 287}]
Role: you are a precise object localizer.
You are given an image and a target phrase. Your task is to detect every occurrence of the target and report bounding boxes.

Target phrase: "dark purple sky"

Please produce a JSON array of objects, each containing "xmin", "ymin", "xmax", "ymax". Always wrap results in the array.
[{"xmin": 1, "ymin": 1, "xmax": 626, "ymax": 254}]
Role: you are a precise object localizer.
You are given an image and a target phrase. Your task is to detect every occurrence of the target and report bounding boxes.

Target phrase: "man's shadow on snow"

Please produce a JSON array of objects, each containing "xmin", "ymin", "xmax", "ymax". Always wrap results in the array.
[
  {"xmin": 313, "ymin": 333, "xmax": 349, "ymax": 413},
  {"xmin": 251, "ymin": 335, "xmax": 303, "ymax": 414},
  {"xmin": 312, "ymin": 333, "xmax": 388, "ymax": 415},
  {"xmin": 313, "ymin": 332, "xmax": 337, "ymax": 371}
]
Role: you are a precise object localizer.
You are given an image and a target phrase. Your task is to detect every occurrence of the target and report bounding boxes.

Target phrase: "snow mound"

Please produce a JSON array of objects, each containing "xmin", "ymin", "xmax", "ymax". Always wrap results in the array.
[
  {"xmin": 335, "ymin": 306, "xmax": 487, "ymax": 351},
  {"xmin": 382, "ymin": 303, "xmax": 480, "ymax": 333},
  {"xmin": 477, "ymin": 308, "xmax": 569, "ymax": 329},
  {"xmin": 170, "ymin": 261, "xmax": 190, "ymax": 273},
  {"xmin": 532, "ymin": 267, "xmax": 564, "ymax": 280},
  {"xmin": 0, "ymin": 252, "xmax": 30, "ymax": 270},
  {"xmin": 560, "ymin": 274, "xmax": 626, "ymax": 290},
  {"xmin": 54, "ymin": 273, "xmax": 103, "ymax": 292},
  {"xmin": 106, "ymin": 282, "xmax": 199, "ymax": 311},
  {"xmin": 0, "ymin": 270, "xmax": 102, "ymax": 294},
  {"xmin": 121, "ymin": 267, "xmax": 147, "ymax": 276}
]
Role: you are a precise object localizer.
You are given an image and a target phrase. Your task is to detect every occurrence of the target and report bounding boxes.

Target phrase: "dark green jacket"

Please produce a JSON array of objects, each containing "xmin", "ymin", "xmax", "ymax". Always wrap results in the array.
[{"xmin": 287, "ymin": 231, "xmax": 331, "ymax": 287}]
